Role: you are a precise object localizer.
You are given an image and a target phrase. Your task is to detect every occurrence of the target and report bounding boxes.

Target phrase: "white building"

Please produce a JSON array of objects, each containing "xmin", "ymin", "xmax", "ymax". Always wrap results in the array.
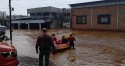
[
  {"xmin": 0, "ymin": 11, "xmax": 7, "ymax": 20},
  {"xmin": 27, "ymin": 6, "xmax": 71, "ymax": 28},
  {"xmin": 12, "ymin": 19, "xmax": 45, "ymax": 29}
]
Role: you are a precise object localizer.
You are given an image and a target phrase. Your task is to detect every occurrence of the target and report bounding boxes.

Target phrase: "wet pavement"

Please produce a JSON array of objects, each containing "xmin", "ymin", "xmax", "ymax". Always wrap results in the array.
[
  {"xmin": 6, "ymin": 29, "xmax": 125, "ymax": 66},
  {"xmin": 6, "ymin": 30, "xmax": 56, "ymax": 66}
]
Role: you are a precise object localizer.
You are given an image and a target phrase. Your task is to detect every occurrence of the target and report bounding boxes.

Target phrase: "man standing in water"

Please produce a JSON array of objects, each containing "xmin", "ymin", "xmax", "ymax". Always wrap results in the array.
[{"xmin": 36, "ymin": 28, "xmax": 55, "ymax": 66}]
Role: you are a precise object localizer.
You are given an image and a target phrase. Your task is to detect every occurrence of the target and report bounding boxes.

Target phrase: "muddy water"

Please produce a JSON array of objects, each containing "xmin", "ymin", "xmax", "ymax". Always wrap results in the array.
[
  {"xmin": 6, "ymin": 30, "xmax": 38, "ymax": 58},
  {"xmin": 6, "ymin": 29, "xmax": 125, "ymax": 66}
]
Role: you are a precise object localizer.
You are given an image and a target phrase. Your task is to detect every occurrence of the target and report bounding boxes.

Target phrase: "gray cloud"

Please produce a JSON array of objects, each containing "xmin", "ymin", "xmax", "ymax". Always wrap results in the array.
[{"xmin": 0, "ymin": 0, "xmax": 100, "ymax": 15}]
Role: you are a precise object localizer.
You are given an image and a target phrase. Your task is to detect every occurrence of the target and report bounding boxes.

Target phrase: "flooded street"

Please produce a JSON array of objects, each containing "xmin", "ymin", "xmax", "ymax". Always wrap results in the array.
[
  {"xmin": 6, "ymin": 29, "xmax": 125, "ymax": 66},
  {"xmin": 6, "ymin": 30, "xmax": 55, "ymax": 66}
]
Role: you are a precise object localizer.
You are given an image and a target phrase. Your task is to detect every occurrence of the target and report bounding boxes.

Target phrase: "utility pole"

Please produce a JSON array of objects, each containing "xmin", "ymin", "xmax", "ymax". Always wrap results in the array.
[{"xmin": 9, "ymin": 0, "xmax": 12, "ymax": 44}]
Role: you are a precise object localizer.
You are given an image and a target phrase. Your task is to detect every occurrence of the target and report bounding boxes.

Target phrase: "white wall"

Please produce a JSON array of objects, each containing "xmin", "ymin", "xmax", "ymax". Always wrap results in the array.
[
  {"xmin": 12, "ymin": 20, "xmax": 45, "ymax": 23},
  {"xmin": 63, "ymin": 22, "xmax": 70, "ymax": 28}
]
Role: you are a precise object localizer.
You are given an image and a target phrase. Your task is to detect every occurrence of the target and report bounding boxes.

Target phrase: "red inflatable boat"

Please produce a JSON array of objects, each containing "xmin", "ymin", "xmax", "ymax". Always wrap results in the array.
[
  {"xmin": 54, "ymin": 43, "xmax": 69, "ymax": 50},
  {"xmin": 53, "ymin": 40, "xmax": 70, "ymax": 52}
]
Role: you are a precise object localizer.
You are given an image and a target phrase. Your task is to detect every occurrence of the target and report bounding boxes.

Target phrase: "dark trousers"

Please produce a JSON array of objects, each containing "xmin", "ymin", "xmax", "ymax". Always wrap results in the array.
[
  {"xmin": 39, "ymin": 50, "xmax": 51, "ymax": 66},
  {"xmin": 69, "ymin": 42, "xmax": 75, "ymax": 49}
]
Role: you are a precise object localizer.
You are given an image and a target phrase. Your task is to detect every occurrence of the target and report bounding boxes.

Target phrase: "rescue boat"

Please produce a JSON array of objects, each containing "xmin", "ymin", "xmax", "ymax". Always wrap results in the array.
[{"xmin": 53, "ymin": 40, "xmax": 70, "ymax": 53}]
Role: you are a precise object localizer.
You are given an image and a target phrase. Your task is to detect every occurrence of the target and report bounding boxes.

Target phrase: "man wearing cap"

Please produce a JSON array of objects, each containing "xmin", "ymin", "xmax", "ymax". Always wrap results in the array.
[{"xmin": 36, "ymin": 28, "xmax": 55, "ymax": 66}]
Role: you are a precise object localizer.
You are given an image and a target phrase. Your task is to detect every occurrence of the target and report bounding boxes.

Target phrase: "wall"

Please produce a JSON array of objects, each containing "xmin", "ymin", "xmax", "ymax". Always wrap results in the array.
[
  {"xmin": 71, "ymin": 4, "xmax": 125, "ymax": 31},
  {"xmin": 71, "ymin": 8, "xmax": 91, "ymax": 30},
  {"xmin": 119, "ymin": 4, "xmax": 125, "ymax": 30},
  {"xmin": 92, "ymin": 5, "xmax": 117, "ymax": 30}
]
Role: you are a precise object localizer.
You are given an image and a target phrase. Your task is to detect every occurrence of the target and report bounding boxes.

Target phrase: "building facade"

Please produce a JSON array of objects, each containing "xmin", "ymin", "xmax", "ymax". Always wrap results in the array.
[
  {"xmin": 0, "ymin": 11, "xmax": 6, "ymax": 20},
  {"xmin": 70, "ymin": 0, "xmax": 125, "ymax": 31},
  {"xmin": 12, "ymin": 19, "xmax": 45, "ymax": 29},
  {"xmin": 27, "ymin": 6, "xmax": 71, "ymax": 28},
  {"xmin": 0, "ymin": 11, "xmax": 7, "ymax": 26}
]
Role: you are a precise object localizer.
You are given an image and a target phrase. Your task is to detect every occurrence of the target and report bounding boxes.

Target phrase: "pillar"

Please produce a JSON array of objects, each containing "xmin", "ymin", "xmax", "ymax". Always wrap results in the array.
[
  {"xmin": 18, "ymin": 23, "xmax": 20, "ymax": 29},
  {"xmin": 41, "ymin": 12, "xmax": 43, "ymax": 19},
  {"xmin": 50, "ymin": 12, "xmax": 52, "ymax": 19},
  {"xmin": 28, "ymin": 23, "xmax": 30, "ymax": 30},
  {"xmin": 35, "ymin": 13, "xmax": 37, "ymax": 19},
  {"xmin": 39, "ymin": 23, "xmax": 41, "ymax": 29},
  {"xmin": 90, "ymin": 7, "xmax": 93, "ymax": 30},
  {"xmin": 116, "ymin": 0, "xmax": 119, "ymax": 30}
]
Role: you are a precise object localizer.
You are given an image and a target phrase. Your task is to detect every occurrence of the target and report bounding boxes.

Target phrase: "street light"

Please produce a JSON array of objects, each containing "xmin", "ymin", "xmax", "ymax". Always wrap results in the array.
[{"xmin": 9, "ymin": 0, "xmax": 12, "ymax": 44}]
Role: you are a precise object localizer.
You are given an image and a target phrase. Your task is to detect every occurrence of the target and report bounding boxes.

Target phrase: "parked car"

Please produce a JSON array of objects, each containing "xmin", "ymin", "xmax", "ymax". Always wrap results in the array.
[
  {"xmin": 0, "ymin": 42, "xmax": 19, "ymax": 66},
  {"xmin": 0, "ymin": 25, "xmax": 6, "ymax": 32},
  {"xmin": 0, "ymin": 25, "xmax": 19, "ymax": 66}
]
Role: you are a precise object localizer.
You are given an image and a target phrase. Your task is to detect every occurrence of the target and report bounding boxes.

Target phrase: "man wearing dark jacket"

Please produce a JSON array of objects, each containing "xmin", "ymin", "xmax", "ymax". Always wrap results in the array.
[{"xmin": 36, "ymin": 28, "xmax": 55, "ymax": 66}]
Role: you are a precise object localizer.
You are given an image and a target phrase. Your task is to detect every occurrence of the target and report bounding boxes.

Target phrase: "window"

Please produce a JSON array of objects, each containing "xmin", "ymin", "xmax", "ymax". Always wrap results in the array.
[
  {"xmin": 76, "ymin": 16, "xmax": 86, "ymax": 24},
  {"xmin": 98, "ymin": 14, "xmax": 111, "ymax": 24}
]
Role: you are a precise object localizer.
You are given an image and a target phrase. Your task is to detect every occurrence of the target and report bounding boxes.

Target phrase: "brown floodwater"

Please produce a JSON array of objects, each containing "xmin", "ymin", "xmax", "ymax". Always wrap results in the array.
[{"xmin": 6, "ymin": 29, "xmax": 125, "ymax": 66}]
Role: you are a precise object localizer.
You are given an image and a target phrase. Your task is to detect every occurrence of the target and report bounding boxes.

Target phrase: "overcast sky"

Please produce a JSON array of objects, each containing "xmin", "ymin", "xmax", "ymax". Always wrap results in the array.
[{"xmin": 0, "ymin": 0, "xmax": 100, "ymax": 15}]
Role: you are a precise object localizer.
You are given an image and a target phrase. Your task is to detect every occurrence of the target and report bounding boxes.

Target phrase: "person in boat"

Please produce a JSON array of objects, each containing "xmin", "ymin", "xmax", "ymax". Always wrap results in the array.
[
  {"xmin": 68, "ymin": 33, "xmax": 76, "ymax": 50},
  {"xmin": 51, "ymin": 34, "xmax": 57, "ymax": 44},
  {"xmin": 62, "ymin": 34, "xmax": 68, "ymax": 44}
]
